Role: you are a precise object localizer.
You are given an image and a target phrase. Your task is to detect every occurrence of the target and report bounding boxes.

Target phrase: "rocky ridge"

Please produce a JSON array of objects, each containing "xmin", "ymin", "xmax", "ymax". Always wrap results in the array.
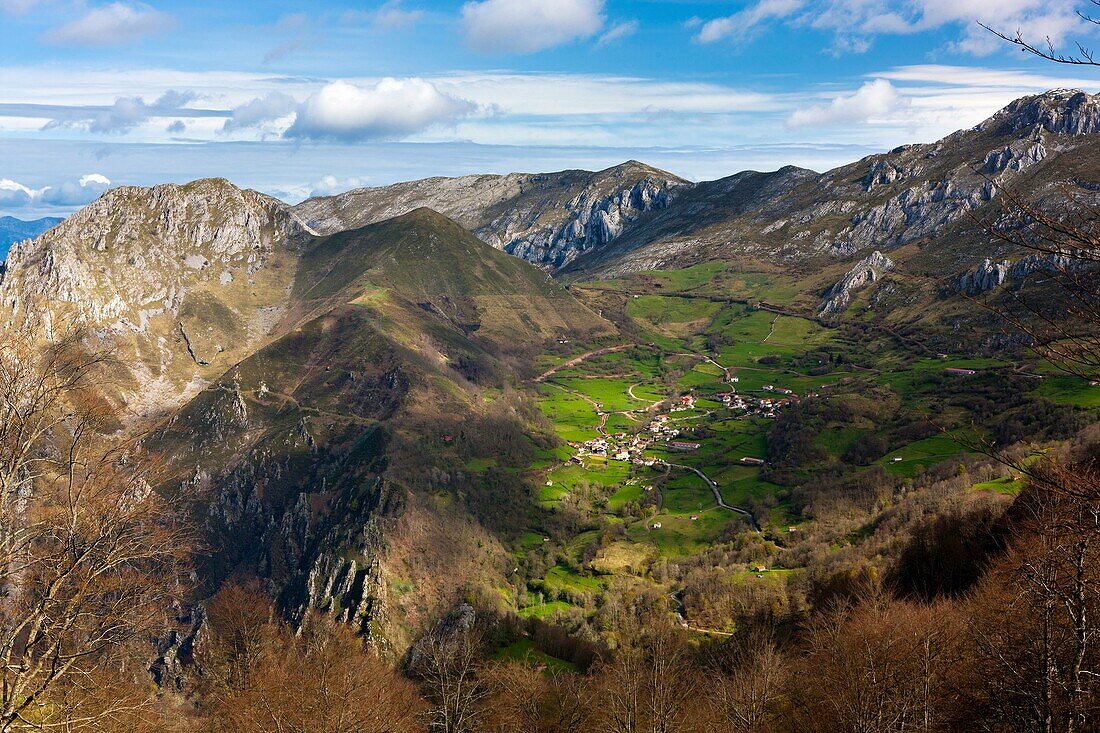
[
  {"xmin": 293, "ymin": 161, "xmax": 688, "ymax": 269},
  {"xmin": 561, "ymin": 89, "xmax": 1100, "ymax": 290},
  {"xmin": 0, "ymin": 179, "xmax": 310, "ymax": 415}
]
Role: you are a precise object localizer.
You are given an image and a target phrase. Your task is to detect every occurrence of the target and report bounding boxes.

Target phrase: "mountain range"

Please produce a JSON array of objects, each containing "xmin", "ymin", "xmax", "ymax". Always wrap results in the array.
[
  {"xmin": 1, "ymin": 88, "xmax": 1098, "ymax": 647},
  {"xmin": 0, "ymin": 215, "xmax": 62, "ymax": 258}
]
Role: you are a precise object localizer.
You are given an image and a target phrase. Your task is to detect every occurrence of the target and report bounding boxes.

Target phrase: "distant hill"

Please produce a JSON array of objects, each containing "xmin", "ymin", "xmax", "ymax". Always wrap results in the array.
[{"xmin": 0, "ymin": 216, "xmax": 62, "ymax": 258}]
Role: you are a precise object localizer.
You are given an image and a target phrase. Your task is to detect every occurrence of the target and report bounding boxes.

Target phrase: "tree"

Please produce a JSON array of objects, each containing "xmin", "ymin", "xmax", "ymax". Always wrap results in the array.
[
  {"xmin": 785, "ymin": 586, "xmax": 964, "ymax": 733},
  {"xmin": 964, "ymin": 486, "xmax": 1100, "ymax": 733},
  {"xmin": 0, "ymin": 319, "xmax": 190, "ymax": 731},
  {"xmin": 413, "ymin": 610, "xmax": 488, "ymax": 733},
  {"xmin": 982, "ymin": 3, "xmax": 1100, "ymax": 67},
  {"xmin": 707, "ymin": 629, "xmax": 788, "ymax": 733},
  {"xmin": 202, "ymin": 619, "xmax": 423, "ymax": 733},
  {"xmin": 589, "ymin": 623, "xmax": 705, "ymax": 733},
  {"xmin": 481, "ymin": 663, "xmax": 591, "ymax": 733}
]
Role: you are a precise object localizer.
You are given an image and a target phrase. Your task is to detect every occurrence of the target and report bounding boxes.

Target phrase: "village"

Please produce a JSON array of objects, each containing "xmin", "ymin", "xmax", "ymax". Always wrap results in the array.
[{"xmin": 569, "ymin": 380, "xmax": 808, "ymax": 467}]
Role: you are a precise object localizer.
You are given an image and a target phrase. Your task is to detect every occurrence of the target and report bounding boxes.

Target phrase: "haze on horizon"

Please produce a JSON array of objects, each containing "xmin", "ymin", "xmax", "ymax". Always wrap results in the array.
[{"xmin": 2, "ymin": 0, "xmax": 1100, "ymax": 218}]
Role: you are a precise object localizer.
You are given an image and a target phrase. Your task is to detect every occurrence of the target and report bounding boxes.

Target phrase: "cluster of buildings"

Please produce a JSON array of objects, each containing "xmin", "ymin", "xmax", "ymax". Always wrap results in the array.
[
  {"xmin": 572, "ymin": 407, "xmax": 696, "ymax": 465},
  {"xmin": 717, "ymin": 389, "xmax": 796, "ymax": 419}
]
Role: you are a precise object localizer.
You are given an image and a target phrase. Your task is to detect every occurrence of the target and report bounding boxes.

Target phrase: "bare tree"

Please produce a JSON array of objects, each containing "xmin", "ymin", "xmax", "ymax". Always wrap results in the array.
[
  {"xmin": 707, "ymin": 629, "xmax": 788, "ymax": 733},
  {"xmin": 981, "ymin": 3, "xmax": 1100, "ymax": 66},
  {"xmin": 590, "ymin": 623, "xmax": 704, "ymax": 733},
  {"xmin": 415, "ymin": 615, "xmax": 488, "ymax": 733},
  {"xmin": 0, "ymin": 318, "xmax": 190, "ymax": 731},
  {"xmin": 785, "ymin": 586, "xmax": 965, "ymax": 733},
  {"xmin": 966, "ymin": 486, "xmax": 1100, "ymax": 733},
  {"xmin": 203, "ymin": 618, "xmax": 423, "ymax": 733},
  {"xmin": 481, "ymin": 662, "xmax": 592, "ymax": 733}
]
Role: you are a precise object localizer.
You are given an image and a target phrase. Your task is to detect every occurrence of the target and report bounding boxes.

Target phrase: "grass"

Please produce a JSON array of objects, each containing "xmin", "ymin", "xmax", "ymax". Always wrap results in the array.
[
  {"xmin": 542, "ymin": 565, "xmax": 604, "ymax": 595},
  {"xmin": 626, "ymin": 295, "xmax": 721, "ymax": 337},
  {"xmin": 537, "ymin": 385, "xmax": 600, "ymax": 443},
  {"xmin": 517, "ymin": 601, "xmax": 574, "ymax": 619},
  {"xmin": 972, "ymin": 475, "xmax": 1026, "ymax": 495},
  {"xmin": 551, "ymin": 377, "xmax": 654, "ymax": 413},
  {"xmin": 878, "ymin": 432, "xmax": 973, "ymax": 476},
  {"xmin": 1033, "ymin": 376, "xmax": 1100, "ymax": 407},
  {"xmin": 493, "ymin": 639, "xmax": 577, "ymax": 673}
]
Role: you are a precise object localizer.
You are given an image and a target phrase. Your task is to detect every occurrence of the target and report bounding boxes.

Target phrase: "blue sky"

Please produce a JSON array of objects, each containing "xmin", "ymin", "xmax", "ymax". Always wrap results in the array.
[{"xmin": 2, "ymin": 0, "xmax": 1099, "ymax": 216}]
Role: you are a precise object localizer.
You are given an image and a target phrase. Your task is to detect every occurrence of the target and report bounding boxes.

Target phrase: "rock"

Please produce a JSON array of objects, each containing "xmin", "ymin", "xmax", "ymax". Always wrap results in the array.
[
  {"xmin": 983, "ymin": 89, "xmax": 1100, "ymax": 136},
  {"xmin": 864, "ymin": 160, "xmax": 906, "ymax": 190},
  {"xmin": 819, "ymin": 251, "xmax": 894, "ymax": 316},
  {"xmin": 956, "ymin": 258, "xmax": 1010, "ymax": 294}
]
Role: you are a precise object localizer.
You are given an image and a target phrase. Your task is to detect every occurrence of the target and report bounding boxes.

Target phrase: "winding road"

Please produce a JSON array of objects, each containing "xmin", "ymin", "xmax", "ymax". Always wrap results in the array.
[{"xmin": 665, "ymin": 462, "xmax": 761, "ymax": 531}]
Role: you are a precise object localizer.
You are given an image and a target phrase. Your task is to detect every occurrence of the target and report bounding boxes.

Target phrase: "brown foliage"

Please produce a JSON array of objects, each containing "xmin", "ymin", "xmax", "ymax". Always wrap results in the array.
[
  {"xmin": 0, "ymin": 318, "xmax": 190, "ymax": 732},
  {"xmin": 201, "ymin": 618, "xmax": 422, "ymax": 733}
]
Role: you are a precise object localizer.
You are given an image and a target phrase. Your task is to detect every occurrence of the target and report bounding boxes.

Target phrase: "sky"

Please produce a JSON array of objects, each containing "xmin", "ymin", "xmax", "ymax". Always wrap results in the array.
[{"xmin": 2, "ymin": 0, "xmax": 1100, "ymax": 217}]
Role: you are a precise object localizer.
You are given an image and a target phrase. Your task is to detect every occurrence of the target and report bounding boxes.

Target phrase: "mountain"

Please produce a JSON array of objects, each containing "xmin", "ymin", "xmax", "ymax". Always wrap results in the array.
[
  {"xmin": 0, "ymin": 180, "xmax": 613, "ymax": 647},
  {"xmin": 561, "ymin": 90, "xmax": 1100, "ymax": 323},
  {"xmin": 0, "ymin": 215, "xmax": 63, "ymax": 257},
  {"xmin": 0, "ymin": 179, "xmax": 309, "ymax": 416},
  {"xmin": 143, "ymin": 207, "xmax": 611, "ymax": 645},
  {"xmin": 293, "ymin": 160, "xmax": 688, "ymax": 269}
]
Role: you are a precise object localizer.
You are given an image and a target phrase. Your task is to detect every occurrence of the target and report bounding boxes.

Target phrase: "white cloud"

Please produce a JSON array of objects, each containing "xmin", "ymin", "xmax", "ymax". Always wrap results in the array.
[
  {"xmin": 46, "ymin": 2, "xmax": 174, "ymax": 46},
  {"xmin": 598, "ymin": 20, "xmax": 638, "ymax": 46},
  {"xmin": 697, "ymin": 0, "xmax": 1090, "ymax": 56},
  {"xmin": 697, "ymin": 0, "xmax": 803, "ymax": 44},
  {"xmin": 787, "ymin": 79, "xmax": 906, "ymax": 128},
  {"xmin": 460, "ymin": 0, "xmax": 605, "ymax": 53},
  {"xmin": 42, "ymin": 90, "xmax": 196, "ymax": 134},
  {"xmin": 285, "ymin": 79, "xmax": 477, "ymax": 142},
  {"xmin": 370, "ymin": 0, "xmax": 424, "ymax": 29},
  {"xmin": 222, "ymin": 92, "xmax": 298, "ymax": 133},
  {"xmin": 0, "ymin": 174, "xmax": 111, "ymax": 209}
]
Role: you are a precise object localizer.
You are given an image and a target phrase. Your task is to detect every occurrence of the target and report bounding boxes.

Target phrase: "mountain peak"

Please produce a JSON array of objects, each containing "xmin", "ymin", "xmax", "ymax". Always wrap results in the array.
[
  {"xmin": 598, "ymin": 160, "xmax": 688, "ymax": 183},
  {"xmin": 980, "ymin": 88, "xmax": 1100, "ymax": 136}
]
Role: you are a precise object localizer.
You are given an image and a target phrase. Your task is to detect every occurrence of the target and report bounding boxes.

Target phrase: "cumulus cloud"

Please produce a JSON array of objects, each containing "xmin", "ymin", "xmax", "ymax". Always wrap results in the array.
[
  {"xmin": 598, "ymin": 19, "xmax": 638, "ymax": 46},
  {"xmin": 697, "ymin": 0, "xmax": 803, "ymax": 44},
  {"xmin": 284, "ymin": 79, "xmax": 476, "ymax": 142},
  {"xmin": 460, "ymin": 0, "xmax": 605, "ymax": 53},
  {"xmin": 0, "ymin": 174, "xmax": 111, "ymax": 209},
  {"xmin": 46, "ymin": 2, "xmax": 174, "ymax": 46},
  {"xmin": 222, "ymin": 92, "xmax": 298, "ymax": 133},
  {"xmin": 166, "ymin": 120, "xmax": 186, "ymax": 133},
  {"xmin": 43, "ymin": 90, "xmax": 196, "ymax": 134},
  {"xmin": 787, "ymin": 79, "xmax": 906, "ymax": 128}
]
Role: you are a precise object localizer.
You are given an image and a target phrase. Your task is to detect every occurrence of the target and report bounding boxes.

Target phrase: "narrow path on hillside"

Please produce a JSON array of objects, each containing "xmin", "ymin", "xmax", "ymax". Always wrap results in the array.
[
  {"xmin": 536, "ymin": 344, "xmax": 634, "ymax": 382},
  {"xmin": 628, "ymin": 382, "xmax": 669, "ymax": 410},
  {"xmin": 545, "ymin": 381, "xmax": 609, "ymax": 436},
  {"xmin": 762, "ymin": 313, "xmax": 780, "ymax": 343},
  {"xmin": 665, "ymin": 462, "xmax": 761, "ymax": 531}
]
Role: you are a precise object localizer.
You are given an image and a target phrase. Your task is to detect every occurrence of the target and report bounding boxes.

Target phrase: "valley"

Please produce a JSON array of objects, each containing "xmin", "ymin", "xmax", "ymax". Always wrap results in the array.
[{"xmin": 424, "ymin": 260, "xmax": 1100, "ymax": 644}]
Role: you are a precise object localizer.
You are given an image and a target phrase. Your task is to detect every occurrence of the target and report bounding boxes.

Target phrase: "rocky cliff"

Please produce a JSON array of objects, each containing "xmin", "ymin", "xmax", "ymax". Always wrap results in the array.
[{"xmin": 293, "ymin": 161, "xmax": 688, "ymax": 269}]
